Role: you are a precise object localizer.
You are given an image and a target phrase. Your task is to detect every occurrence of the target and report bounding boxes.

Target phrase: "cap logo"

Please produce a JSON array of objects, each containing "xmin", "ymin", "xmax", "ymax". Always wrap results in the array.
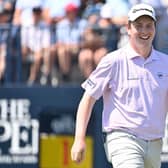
[{"xmin": 132, "ymin": 8, "xmax": 153, "ymax": 14}]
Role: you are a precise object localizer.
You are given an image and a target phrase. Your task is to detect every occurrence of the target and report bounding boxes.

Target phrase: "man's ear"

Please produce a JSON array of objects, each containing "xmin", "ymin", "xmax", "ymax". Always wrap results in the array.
[{"xmin": 126, "ymin": 22, "xmax": 131, "ymax": 36}]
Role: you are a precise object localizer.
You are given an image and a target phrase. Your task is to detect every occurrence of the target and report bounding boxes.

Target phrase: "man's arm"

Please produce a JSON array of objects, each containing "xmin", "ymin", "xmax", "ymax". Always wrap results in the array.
[{"xmin": 71, "ymin": 91, "xmax": 96, "ymax": 163}]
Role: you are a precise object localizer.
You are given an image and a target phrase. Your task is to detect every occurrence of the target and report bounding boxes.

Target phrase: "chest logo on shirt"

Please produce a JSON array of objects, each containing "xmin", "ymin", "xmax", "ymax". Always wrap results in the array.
[{"xmin": 157, "ymin": 72, "xmax": 168, "ymax": 79}]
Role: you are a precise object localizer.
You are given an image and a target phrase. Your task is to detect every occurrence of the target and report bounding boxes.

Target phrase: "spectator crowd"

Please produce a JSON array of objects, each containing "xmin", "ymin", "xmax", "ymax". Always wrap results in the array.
[{"xmin": 0, "ymin": 0, "xmax": 168, "ymax": 86}]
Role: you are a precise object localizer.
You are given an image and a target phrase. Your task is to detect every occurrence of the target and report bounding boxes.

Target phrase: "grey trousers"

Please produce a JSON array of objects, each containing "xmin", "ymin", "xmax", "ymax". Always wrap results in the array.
[{"xmin": 104, "ymin": 131, "xmax": 162, "ymax": 168}]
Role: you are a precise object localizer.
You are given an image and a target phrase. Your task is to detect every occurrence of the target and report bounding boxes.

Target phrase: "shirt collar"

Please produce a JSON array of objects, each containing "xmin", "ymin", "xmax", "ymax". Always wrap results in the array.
[{"xmin": 125, "ymin": 43, "xmax": 160, "ymax": 61}]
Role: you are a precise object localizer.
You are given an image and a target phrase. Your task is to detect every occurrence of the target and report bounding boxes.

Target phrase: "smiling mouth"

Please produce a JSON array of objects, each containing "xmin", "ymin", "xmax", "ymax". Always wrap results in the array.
[{"xmin": 139, "ymin": 36, "xmax": 150, "ymax": 40}]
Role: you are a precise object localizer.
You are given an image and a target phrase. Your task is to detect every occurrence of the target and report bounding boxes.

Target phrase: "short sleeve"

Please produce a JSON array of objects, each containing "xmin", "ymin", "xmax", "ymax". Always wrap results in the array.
[{"xmin": 82, "ymin": 53, "xmax": 115, "ymax": 100}]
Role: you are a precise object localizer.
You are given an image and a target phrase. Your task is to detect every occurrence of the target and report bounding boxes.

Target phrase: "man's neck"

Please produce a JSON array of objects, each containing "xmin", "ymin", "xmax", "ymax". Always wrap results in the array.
[{"xmin": 130, "ymin": 43, "xmax": 152, "ymax": 59}]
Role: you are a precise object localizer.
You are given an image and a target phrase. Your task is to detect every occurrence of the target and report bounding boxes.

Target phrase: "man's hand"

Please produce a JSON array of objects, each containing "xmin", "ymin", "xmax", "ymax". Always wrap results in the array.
[{"xmin": 71, "ymin": 139, "xmax": 86, "ymax": 164}]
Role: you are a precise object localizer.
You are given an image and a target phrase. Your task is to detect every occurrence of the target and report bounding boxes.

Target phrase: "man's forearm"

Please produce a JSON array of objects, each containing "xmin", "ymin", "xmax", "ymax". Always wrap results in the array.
[{"xmin": 75, "ymin": 92, "xmax": 96, "ymax": 140}]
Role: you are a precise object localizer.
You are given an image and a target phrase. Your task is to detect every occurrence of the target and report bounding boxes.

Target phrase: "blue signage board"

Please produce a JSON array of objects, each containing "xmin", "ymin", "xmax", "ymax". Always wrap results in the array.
[
  {"xmin": 0, "ymin": 99, "xmax": 39, "ymax": 168},
  {"xmin": 0, "ymin": 86, "xmax": 167, "ymax": 168}
]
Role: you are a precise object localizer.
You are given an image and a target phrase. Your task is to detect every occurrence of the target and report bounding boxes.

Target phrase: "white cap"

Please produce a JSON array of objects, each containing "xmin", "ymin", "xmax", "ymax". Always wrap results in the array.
[
  {"xmin": 128, "ymin": 3, "xmax": 156, "ymax": 22},
  {"xmin": 100, "ymin": 4, "xmax": 113, "ymax": 19}
]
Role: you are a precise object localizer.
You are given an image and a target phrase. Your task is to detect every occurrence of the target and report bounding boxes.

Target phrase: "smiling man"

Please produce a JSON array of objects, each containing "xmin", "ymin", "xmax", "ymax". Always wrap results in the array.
[{"xmin": 71, "ymin": 3, "xmax": 168, "ymax": 168}]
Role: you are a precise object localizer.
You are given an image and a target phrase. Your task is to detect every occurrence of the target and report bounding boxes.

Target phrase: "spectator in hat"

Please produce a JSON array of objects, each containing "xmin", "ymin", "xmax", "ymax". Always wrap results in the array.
[
  {"xmin": 42, "ymin": 0, "xmax": 81, "ymax": 85},
  {"xmin": 12, "ymin": 0, "xmax": 45, "ymax": 83},
  {"xmin": 56, "ymin": 2, "xmax": 87, "ymax": 82},
  {"xmin": 78, "ymin": 3, "xmax": 119, "ymax": 79},
  {"xmin": 13, "ymin": 3, "xmax": 51, "ymax": 84}
]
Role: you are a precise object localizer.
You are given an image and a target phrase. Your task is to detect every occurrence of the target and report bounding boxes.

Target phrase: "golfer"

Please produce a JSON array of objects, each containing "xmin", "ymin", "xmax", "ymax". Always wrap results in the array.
[{"xmin": 71, "ymin": 3, "xmax": 168, "ymax": 168}]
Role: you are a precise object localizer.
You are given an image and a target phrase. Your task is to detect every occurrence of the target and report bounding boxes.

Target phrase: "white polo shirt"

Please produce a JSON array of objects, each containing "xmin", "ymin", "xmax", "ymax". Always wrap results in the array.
[{"xmin": 82, "ymin": 44, "xmax": 168, "ymax": 140}]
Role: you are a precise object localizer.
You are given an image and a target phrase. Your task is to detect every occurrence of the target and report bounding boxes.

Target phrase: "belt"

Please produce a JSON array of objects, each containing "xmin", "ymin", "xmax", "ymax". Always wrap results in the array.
[{"xmin": 144, "ymin": 138, "xmax": 162, "ymax": 142}]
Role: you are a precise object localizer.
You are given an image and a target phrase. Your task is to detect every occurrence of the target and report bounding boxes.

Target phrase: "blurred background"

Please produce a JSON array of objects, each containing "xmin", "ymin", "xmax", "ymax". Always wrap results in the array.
[{"xmin": 0, "ymin": 0, "xmax": 168, "ymax": 167}]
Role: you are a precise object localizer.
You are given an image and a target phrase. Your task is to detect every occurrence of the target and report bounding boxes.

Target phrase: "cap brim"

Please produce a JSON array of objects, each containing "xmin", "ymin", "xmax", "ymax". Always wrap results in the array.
[{"xmin": 129, "ymin": 12, "xmax": 156, "ymax": 21}]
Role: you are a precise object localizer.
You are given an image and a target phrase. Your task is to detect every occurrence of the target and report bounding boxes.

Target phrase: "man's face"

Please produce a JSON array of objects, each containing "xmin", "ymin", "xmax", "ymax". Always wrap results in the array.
[{"xmin": 127, "ymin": 15, "xmax": 156, "ymax": 48}]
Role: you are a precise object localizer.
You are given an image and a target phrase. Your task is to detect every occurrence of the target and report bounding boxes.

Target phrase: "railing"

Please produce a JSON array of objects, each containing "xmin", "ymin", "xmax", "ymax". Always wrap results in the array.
[{"xmin": 0, "ymin": 23, "xmax": 121, "ymax": 86}]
